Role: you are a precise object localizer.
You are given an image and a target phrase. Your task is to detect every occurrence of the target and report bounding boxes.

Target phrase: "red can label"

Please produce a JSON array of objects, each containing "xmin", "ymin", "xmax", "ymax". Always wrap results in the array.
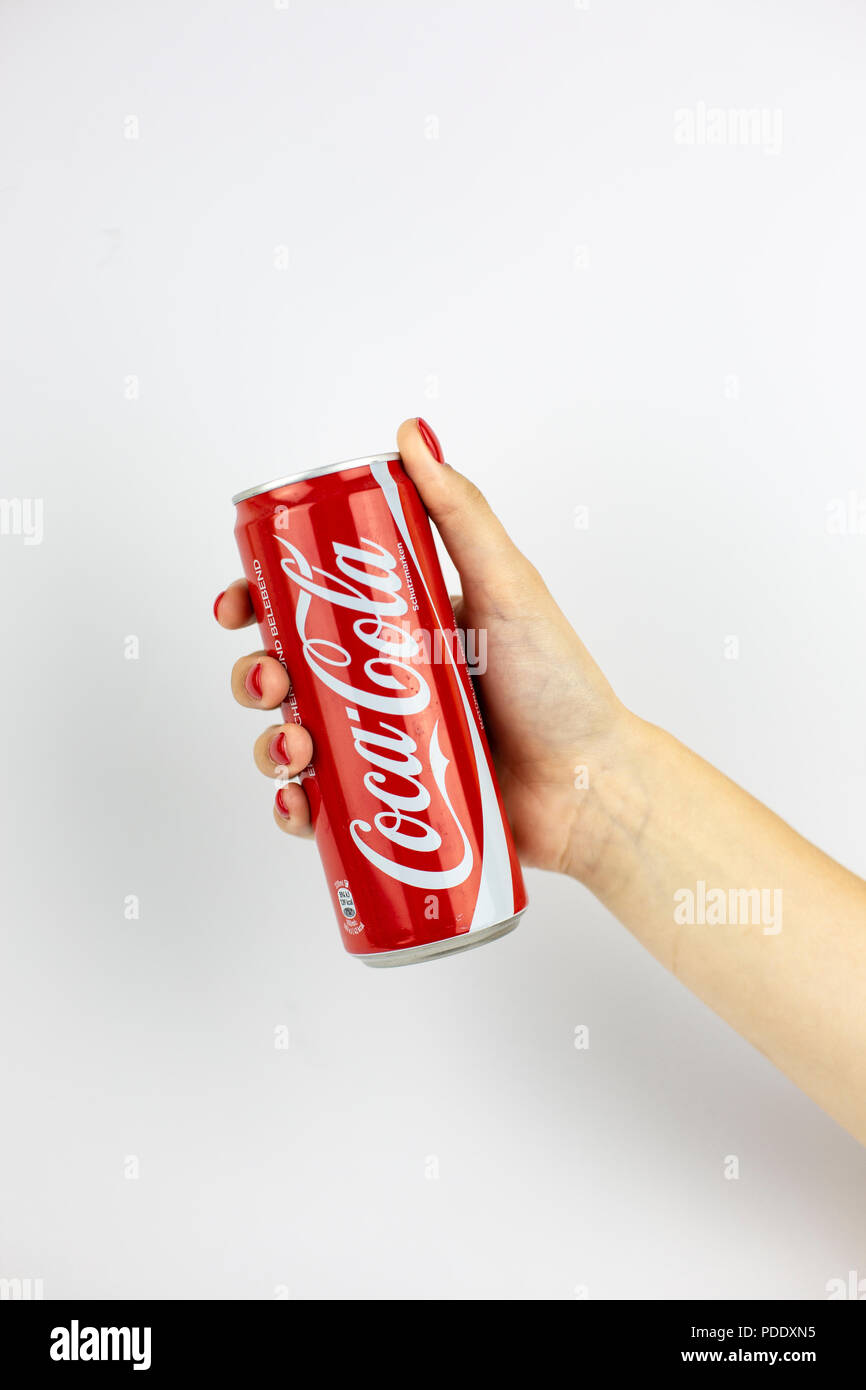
[{"xmin": 234, "ymin": 455, "xmax": 526, "ymax": 959}]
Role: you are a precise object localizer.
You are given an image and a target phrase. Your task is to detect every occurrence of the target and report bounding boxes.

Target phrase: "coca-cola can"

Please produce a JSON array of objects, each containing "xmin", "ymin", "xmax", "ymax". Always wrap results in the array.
[{"xmin": 232, "ymin": 453, "xmax": 527, "ymax": 966}]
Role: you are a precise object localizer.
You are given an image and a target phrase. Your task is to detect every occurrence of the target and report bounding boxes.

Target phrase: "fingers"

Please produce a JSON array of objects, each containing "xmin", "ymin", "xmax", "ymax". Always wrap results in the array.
[
  {"xmin": 215, "ymin": 583, "xmax": 313, "ymax": 837},
  {"xmin": 272, "ymin": 780, "xmax": 314, "ymax": 837},
  {"xmin": 231, "ymin": 652, "xmax": 291, "ymax": 709},
  {"xmin": 218, "ymin": 585, "xmax": 288, "ymax": 709},
  {"xmin": 250, "ymin": 720, "xmax": 315, "ymax": 840},
  {"xmin": 213, "ymin": 579, "xmax": 257, "ymax": 629},
  {"xmin": 396, "ymin": 417, "xmax": 543, "ymax": 607},
  {"xmin": 253, "ymin": 722, "xmax": 314, "ymax": 778},
  {"xmin": 258, "ymin": 724, "xmax": 316, "ymax": 839}
]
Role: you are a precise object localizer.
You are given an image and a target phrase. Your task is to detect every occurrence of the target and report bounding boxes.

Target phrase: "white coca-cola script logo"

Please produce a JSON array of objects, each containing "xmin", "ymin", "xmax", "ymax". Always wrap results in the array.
[{"xmin": 274, "ymin": 533, "xmax": 473, "ymax": 888}]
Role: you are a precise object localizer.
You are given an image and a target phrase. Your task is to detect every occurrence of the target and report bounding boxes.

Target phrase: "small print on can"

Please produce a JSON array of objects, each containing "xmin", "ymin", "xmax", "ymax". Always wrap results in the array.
[{"xmin": 232, "ymin": 452, "xmax": 527, "ymax": 966}]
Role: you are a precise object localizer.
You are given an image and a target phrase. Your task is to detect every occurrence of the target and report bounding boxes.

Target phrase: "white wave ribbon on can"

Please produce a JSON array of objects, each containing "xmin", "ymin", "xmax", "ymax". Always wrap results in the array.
[{"xmin": 370, "ymin": 457, "xmax": 516, "ymax": 930}]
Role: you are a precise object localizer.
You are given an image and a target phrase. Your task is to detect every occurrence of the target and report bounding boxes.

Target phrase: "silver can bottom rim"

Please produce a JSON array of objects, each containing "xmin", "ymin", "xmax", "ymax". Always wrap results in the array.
[{"xmin": 354, "ymin": 909, "xmax": 525, "ymax": 968}]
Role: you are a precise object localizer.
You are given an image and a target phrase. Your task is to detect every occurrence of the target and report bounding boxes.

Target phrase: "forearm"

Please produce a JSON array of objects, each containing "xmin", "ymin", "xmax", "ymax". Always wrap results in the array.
[{"xmin": 571, "ymin": 713, "xmax": 866, "ymax": 1143}]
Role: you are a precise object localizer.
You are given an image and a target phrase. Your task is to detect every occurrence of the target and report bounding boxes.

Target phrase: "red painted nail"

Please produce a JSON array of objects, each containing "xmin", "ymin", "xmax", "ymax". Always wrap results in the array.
[
  {"xmin": 245, "ymin": 661, "xmax": 264, "ymax": 700},
  {"xmin": 417, "ymin": 417, "xmax": 444, "ymax": 464},
  {"xmin": 275, "ymin": 787, "xmax": 292, "ymax": 819},
  {"xmin": 269, "ymin": 732, "xmax": 290, "ymax": 767},
  {"xmin": 213, "ymin": 590, "xmax": 226, "ymax": 620}
]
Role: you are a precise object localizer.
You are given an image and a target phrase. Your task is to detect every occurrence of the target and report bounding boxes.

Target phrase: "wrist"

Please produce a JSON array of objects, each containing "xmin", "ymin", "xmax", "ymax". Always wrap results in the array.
[{"xmin": 564, "ymin": 706, "xmax": 655, "ymax": 899}]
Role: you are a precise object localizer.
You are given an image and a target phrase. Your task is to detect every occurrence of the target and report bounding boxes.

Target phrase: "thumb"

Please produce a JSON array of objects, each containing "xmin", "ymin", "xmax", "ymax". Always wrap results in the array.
[{"xmin": 396, "ymin": 416, "xmax": 539, "ymax": 604}]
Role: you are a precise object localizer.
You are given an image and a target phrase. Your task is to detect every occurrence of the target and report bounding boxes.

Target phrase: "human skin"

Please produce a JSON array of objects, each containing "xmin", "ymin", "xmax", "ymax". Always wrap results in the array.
[{"xmin": 215, "ymin": 417, "xmax": 866, "ymax": 1146}]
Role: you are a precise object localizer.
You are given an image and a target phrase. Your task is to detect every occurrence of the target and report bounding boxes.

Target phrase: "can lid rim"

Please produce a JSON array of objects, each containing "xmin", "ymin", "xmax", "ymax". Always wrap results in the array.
[{"xmin": 232, "ymin": 453, "xmax": 401, "ymax": 505}]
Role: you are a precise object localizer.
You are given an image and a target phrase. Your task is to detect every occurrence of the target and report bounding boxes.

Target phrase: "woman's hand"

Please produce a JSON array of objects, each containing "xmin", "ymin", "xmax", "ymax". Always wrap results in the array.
[{"xmin": 214, "ymin": 416, "xmax": 639, "ymax": 886}]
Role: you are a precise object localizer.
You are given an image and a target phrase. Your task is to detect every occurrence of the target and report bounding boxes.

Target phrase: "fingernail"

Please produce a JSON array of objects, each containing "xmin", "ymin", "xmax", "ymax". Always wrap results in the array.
[
  {"xmin": 417, "ymin": 417, "xmax": 444, "ymax": 464},
  {"xmin": 269, "ymin": 732, "xmax": 291, "ymax": 767},
  {"xmin": 245, "ymin": 661, "xmax": 264, "ymax": 700},
  {"xmin": 275, "ymin": 787, "xmax": 292, "ymax": 819},
  {"xmin": 213, "ymin": 590, "xmax": 226, "ymax": 620}
]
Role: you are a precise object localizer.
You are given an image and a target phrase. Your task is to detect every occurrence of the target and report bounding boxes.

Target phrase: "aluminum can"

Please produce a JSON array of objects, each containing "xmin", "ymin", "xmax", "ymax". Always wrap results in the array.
[{"xmin": 232, "ymin": 453, "xmax": 527, "ymax": 966}]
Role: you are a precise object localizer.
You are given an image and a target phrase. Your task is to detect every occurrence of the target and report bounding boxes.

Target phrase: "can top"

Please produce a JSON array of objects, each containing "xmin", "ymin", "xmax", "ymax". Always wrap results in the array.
[{"xmin": 232, "ymin": 453, "xmax": 401, "ymax": 505}]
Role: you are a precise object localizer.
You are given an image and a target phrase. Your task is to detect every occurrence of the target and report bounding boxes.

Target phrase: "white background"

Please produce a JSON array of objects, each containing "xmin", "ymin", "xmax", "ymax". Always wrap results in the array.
[{"xmin": 1, "ymin": 0, "xmax": 865, "ymax": 1299}]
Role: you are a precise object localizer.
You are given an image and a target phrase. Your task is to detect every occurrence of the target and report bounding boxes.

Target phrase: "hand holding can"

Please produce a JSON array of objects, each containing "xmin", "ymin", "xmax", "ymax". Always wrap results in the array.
[{"xmin": 229, "ymin": 430, "xmax": 527, "ymax": 966}]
